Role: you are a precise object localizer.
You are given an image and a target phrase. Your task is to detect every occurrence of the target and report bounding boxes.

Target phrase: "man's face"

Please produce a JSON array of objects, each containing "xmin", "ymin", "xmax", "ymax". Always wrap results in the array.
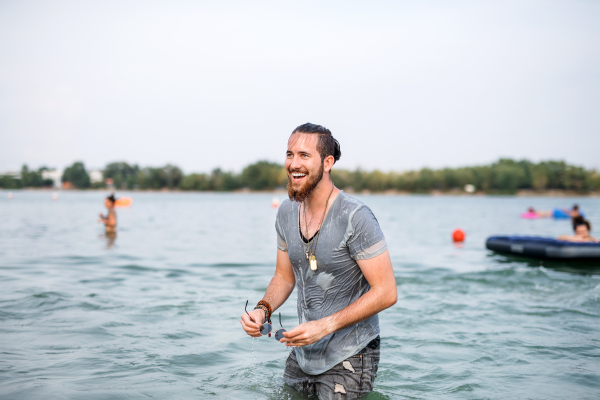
[{"xmin": 285, "ymin": 133, "xmax": 324, "ymax": 202}]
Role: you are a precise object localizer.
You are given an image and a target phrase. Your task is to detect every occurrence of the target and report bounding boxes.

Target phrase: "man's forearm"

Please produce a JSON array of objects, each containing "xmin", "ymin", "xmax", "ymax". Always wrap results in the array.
[
  {"xmin": 322, "ymin": 285, "xmax": 396, "ymax": 336},
  {"xmin": 261, "ymin": 273, "xmax": 295, "ymax": 313}
]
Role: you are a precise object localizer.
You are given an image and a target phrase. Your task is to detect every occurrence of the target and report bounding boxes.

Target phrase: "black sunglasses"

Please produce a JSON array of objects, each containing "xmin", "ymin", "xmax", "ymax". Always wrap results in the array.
[{"xmin": 245, "ymin": 300, "xmax": 272, "ymax": 336}]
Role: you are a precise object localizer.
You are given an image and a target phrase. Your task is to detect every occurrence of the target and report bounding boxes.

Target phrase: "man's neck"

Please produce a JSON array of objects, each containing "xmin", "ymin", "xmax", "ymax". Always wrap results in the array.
[{"xmin": 304, "ymin": 177, "xmax": 336, "ymax": 212}]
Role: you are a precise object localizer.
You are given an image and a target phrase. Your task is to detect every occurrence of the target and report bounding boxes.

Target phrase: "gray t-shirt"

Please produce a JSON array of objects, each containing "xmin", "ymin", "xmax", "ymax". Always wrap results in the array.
[{"xmin": 275, "ymin": 191, "xmax": 388, "ymax": 375}]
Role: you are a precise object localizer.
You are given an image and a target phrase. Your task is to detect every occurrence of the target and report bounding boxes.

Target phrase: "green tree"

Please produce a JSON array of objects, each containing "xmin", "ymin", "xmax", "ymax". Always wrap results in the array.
[
  {"xmin": 181, "ymin": 173, "xmax": 210, "ymax": 190},
  {"xmin": 241, "ymin": 161, "xmax": 285, "ymax": 190},
  {"xmin": 104, "ymin": 162, "xmax": 140, "ymax": 189},
  {"xmin": 20, "ymin": 164, "xmax": 48, "ymax": 187},
  {"xmin": 62, "ymin": 162, "xmax": 91, "ymax": 188},
  {"xmin": 208, "ymin": 168, "xmax": 241, "ymax": 191},
  {"xmin": 138, "ymin": 165, "xmax": 183, "ymax": 189}
]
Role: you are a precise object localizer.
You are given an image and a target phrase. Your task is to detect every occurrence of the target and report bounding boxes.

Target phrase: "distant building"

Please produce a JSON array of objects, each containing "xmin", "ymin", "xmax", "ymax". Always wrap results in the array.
[
  {"xmin": 89, "ymin": 169, "xmax": 104, "ymax": 184},
  {"xmin": 41, "ymin": 169, "xmax": 63, "ymax": 188}
]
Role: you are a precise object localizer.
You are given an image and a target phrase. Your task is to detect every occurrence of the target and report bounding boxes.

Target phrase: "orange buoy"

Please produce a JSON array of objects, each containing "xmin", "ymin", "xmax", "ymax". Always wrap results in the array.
[
  {"xmin": 115, "ymin": 196, "xmax": 133, "ymax": 208},
  {"xmin": 452, "ymin": 229, "xmax": 465, "ymax": 242}
]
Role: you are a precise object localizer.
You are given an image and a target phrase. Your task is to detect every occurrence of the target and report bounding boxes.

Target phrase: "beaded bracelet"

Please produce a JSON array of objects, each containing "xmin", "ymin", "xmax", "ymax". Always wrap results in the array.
[
  {"xmin": 254, "ymin": 304, "xmax": 269, "ymax": 321},
  {"xmin": 255, "ymin": 300, "xmax": 272, "ymax": 323}
]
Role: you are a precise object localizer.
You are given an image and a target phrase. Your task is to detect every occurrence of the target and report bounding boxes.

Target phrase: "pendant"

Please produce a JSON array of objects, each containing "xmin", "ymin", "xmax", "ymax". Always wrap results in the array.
[
  {"xmin": 305, "ymin": 251, "xmax": 309, "ymax": 260},
  {"xmin": 309, "ymin": 255, "xmax": 317, "ymax": 271}
]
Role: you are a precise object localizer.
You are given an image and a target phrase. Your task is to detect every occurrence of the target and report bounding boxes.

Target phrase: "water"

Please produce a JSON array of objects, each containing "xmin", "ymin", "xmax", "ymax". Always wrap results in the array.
[{"xmin": 1, "ymin": 191, "xmax": 599, "ymax": 399}]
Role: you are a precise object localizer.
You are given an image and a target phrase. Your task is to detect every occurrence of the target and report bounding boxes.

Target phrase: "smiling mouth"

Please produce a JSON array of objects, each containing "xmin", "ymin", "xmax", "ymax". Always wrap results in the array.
[{"xmin": 290, "ymin": 172, "xmax": 307, "ymax": 183}]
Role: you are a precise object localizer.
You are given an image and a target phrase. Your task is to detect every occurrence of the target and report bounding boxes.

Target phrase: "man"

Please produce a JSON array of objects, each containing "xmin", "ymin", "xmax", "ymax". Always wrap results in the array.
[{"xmin": 240, "ymin": 123, "xmax": 397, "ymax": 399}]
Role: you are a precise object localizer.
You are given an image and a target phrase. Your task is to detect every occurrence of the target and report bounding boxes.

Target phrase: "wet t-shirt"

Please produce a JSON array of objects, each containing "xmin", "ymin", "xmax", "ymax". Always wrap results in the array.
[{"xmin": 275, "ymin": 191, "xmax": 388, "ymax": 375}]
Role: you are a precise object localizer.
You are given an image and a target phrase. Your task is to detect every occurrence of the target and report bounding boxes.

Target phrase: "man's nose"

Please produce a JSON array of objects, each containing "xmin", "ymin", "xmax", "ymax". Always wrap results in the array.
[{"xmin": 289, "ymin": 156, "xmax": 303, "ymax": 170}]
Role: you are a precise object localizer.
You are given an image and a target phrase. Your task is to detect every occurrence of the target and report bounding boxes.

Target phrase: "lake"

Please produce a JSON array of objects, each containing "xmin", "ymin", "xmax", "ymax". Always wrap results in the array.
[{"xmin": 1, "ymin": 191, "xmax": 599, "ymax": 399}]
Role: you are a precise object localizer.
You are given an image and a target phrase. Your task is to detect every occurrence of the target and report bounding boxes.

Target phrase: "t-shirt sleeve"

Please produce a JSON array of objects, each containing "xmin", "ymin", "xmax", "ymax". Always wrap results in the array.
[
  {"xmin": 347, "ymin": 206, "xmax": 387, "ymax": 260},
  {"xmin": 275, "ymin": 208, "xmax": 288, "ymax": 252}
]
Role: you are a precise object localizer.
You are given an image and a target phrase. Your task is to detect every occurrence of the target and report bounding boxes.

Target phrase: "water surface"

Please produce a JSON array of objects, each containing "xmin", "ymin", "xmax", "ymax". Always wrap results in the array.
[{"xmin": 1, "ymin": 191, "xmax": 599, "ymax": 399}]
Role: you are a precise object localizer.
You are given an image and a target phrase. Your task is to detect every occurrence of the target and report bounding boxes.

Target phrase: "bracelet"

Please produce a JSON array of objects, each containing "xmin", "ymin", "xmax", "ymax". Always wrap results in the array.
[
  {"xmin": 257, "ymin": 300, "xmax": 272, "ymax": 320},
  {"xmin": 255, "ymin": 300, "xmax": 272, "ymax": 323},
  {"xmin": 254, "ymin": 305, "xmax": 269, "ymax": 321}
]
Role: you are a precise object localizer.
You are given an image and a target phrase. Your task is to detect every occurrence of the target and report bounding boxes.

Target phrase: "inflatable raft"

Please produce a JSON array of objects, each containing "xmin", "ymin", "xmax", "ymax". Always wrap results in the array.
[{"xmin": 486, "ymin": 236, "xmax": 600, "ymax": 260}]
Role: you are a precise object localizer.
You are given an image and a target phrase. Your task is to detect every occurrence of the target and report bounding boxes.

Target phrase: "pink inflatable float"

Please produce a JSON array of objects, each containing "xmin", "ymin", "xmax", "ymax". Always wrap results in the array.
[{"xmin": 521, "ymin": 212, "xmax": 539, "ymax": 219}]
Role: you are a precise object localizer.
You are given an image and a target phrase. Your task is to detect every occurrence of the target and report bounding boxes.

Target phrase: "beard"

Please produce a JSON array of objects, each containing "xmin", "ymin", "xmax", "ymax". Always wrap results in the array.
[{"xmin": 287, "ymin": 162, "xmax": 324, "ymax": 203}]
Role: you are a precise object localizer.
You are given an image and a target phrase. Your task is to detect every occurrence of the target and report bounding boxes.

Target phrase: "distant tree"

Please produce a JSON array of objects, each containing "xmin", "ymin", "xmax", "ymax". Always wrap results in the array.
[
  {"xmin": 104, "ymin": 162, "xmax": 140, "ymax": 189},
  {"xmin": 365, "ymin": 170, "xmax": 390, "ymax": 192},
  {"xmin": 241, "ymin": 161, "xmax": 285, "ymax": 190},
  {"xmin": 208, "ymin": 168, "xmax": 241, "ymax": 191},
  {"xmin": 0, "ymin": 175, "xmax": 19, "ymax": 188},
  {"xmin": 180, "ymin": 173, "xmax": 210, "ymax": 191},
  {"xmin": 62, "ymin": 162, "xmax": 91, "ymax": 188},
  {"xmin": 138, "ymin": 164, "xmax": 183, "ymax": 189},
  {"xmin": 331, "ymin": 169, "xmax": 352, "ymax": 190},
  {"xmin": 21, "ymin": 165, "xmax": 42, "ymax": 187}
]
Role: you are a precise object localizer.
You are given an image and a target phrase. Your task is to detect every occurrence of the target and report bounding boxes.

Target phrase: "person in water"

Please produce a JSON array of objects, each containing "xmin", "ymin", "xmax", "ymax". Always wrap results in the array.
[
  {"xmin": 525, "ymin": 204, "xmax": 580, "ymax": 219},
  {"xmin": 99, "ymin": 194, "xmax": 117, "ymax": 234},
  {"xmin": 570, "ymin": 204, "xmax": 581, "ymax": 218},
  {"xmin": 240, "ymin": 123, "xmax": 397, "ymax": 399},
  {"xmin": 558, "ymin": 217, "xmax": 599, "ymax": 243},
  {"xmin": 526, "ymin": 207, "xmax": 551, "ymax": 217},
  {"xmin": 569, "ymin": 204, "xmax": 582, "ymax": 228}
]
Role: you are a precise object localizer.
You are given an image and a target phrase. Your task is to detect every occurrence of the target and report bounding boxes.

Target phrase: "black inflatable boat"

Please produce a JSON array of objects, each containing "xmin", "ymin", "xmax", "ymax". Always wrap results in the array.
[{"xmin": 486, "ymin": 236, "xmax": 600, "ymax": 260}]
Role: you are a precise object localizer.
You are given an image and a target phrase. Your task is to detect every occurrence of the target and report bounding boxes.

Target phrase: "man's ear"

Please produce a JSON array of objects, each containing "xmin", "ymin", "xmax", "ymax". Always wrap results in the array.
[{"xmin": 323, "ymin": 155, "xmax": 335, "ymax": 173}]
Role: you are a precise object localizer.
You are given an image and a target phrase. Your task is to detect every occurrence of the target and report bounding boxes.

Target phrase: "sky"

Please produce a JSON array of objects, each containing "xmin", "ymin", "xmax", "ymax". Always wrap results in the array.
[{"xmin": 1, "ymin": 0, "xmax": 599, "ymax": 174}]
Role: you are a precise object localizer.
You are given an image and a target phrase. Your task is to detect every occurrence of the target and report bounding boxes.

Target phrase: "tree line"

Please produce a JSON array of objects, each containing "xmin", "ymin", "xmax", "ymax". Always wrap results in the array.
[{"xmin": 1, "ymin": 158, "xmax": 599, "ymax": 194}]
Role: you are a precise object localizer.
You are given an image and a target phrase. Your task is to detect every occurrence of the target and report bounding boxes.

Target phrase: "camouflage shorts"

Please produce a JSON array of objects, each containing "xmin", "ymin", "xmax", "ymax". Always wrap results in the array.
[{"xmin": 283, "ymin": 338, "xmax": 380, "ymax": 400}]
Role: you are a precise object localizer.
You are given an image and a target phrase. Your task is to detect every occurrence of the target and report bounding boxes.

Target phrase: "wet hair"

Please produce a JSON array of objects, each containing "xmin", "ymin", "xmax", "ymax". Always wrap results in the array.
[
  {"xmin": 291, "ymin": 123, "xmax": 342, "ymax": 164},
  {"xmin": 572, "ymin": 204, "xmax": 579, "ymax": 211},
  {"xmin": 106, "ymin": 194, "xmax": 116, "ymax": 204},
  {"xmin": 528, "ymin": 207, "xmax": 534, "ymax": 213},
  {"xmin": 573, "ymin": 216, "xmax": 591, "ymax": 232}
]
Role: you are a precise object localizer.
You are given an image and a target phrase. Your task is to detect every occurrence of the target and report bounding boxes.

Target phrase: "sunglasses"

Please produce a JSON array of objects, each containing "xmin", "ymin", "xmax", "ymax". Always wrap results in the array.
[
  {"xmin": 245, "ymin": 300, "xmax": 272, "ymax": 336},
  {"xmin": 274, "ymin": 312, "xmax": 287, "ymax": 341}
]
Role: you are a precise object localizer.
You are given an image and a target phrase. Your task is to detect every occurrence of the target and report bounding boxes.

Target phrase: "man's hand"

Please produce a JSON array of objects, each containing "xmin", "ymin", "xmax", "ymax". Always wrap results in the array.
[
  {"xmin": 240, "ymin": 309, "xmax": 266, "ymax": 338},
  {"xmin": 279, "ymin": 319, "xmax": 331, "ymax": 347},
  {"xmin": 240, "ymin": 250, "xmax": 295, "ymax": 338}
]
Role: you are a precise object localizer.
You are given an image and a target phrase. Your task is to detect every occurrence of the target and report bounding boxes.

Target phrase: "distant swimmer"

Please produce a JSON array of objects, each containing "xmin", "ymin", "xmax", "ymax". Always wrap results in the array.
[
  {"xmin": 522, "ymin": 207, "xmax": 550, "ymax": 218},
  {"xmin": 522, "ymin": 204, "xmax": 583, "ymax": 219},
  {"xmin": 99, "ymin": 194, "xmax": 117, "ymax": 234},
  {"xmin": 552, "ymin": 204, "xmax": 583, "ymax": 219},
  {"xmin": 569, "ymin": 204, "xmax": 581, "ymax": 218},
  {"xmin": 557, "ymin": 217, "xmax": 599, "ymax": 243}
]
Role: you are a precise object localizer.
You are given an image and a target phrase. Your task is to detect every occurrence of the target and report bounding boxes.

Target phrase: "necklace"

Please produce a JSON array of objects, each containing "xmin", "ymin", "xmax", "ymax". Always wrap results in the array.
[{"xmin": 302, "ymin": 184, "xmax": 335, "ymax": 271}]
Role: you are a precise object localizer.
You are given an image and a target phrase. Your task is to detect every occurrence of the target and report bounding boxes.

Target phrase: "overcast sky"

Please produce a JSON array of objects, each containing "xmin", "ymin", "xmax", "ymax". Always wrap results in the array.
[{"xmin": 1, "ymin": 0, "xmax": 599, "ymax": 174}]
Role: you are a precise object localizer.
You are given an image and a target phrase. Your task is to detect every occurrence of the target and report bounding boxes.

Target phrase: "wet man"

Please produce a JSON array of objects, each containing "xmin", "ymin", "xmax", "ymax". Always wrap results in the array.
[{"xmin": 240, "ymin": 123, "xmax": 397, "ymax": 399}]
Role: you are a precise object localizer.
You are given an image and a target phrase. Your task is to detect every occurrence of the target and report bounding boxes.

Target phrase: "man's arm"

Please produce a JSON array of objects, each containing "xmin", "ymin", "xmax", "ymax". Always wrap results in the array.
[
  {"xmin": 240, "ymin": 249, "xmax": 295, "ymax": 337},
  {"xmin": 280, "ymin": 249, "xmax": 396, "ymax": 347}
]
